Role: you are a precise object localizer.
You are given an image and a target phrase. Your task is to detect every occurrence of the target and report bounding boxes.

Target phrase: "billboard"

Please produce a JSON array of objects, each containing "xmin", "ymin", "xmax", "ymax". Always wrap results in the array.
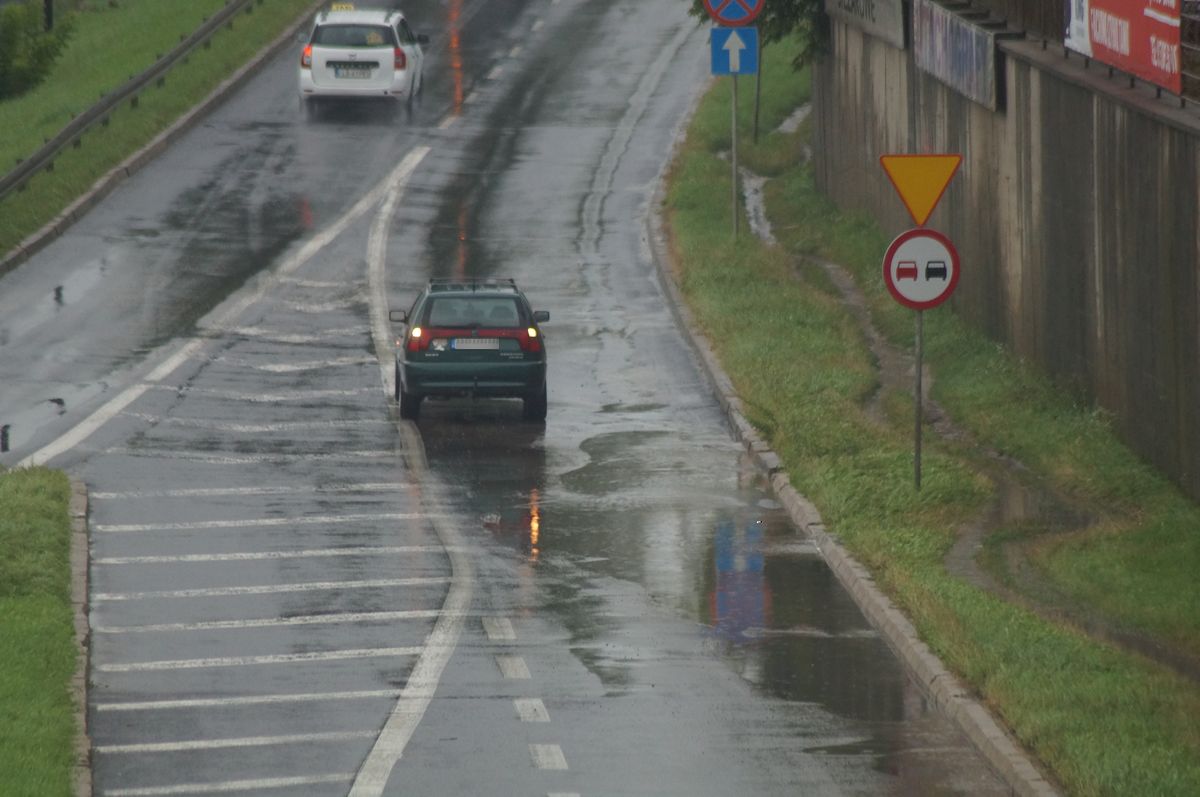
[
  {"xmin": 913, "ymin": 0, "xmax": 1002, "ymax": 110},
  {"xmin": 1065, "ymin": 0, "xmax": 1182, "ymax": 94},
  {"xmin": 824, "ymin": 0, "xmax": 906, "ymax": 49}
]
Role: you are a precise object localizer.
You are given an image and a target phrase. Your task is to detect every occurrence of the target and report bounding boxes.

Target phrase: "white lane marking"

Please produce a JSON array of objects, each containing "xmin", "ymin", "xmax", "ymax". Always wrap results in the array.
[
  {"xmin": 93, "ymin": 576, "xmax": 450, "ymax": 602},
  {"xmin": 103, "ymin": 773, "xmax": 353, "ymax": 796},
  {"xmin": 121, "ymin": 414, "xmax": 392, "ymax": 433},
  {"xmin": 19, "ymin": 150, "xmax": 430, "ymax": 468},
  {"xmin": 530, "ymin": 744, "xmax": 568, "ymax": 770},
  {"xmin": 465, "ymin": 90, "xmax": 479, "ymax": 105},
  {"xmin": 487, "ymin": 65, "xmax": 504, "ymax": 80},
  {"xmin": 548, "ymin": 793, "xmax": 581, "ymax": 797},
  {"xmin": 94, "ymin": 512, "xmax": 433, "ymax": 533},
  {"xmin": 278, "ymin": 277, "xmax": 356, "ymax": 288},
  {"xmin": 532, "ymin": 19, "xmax": 545, "ymax": 32},
  {"xmin": 94, "ymin": 545, "xmax": 445, "ymax": 565},
  {"xmin": 509, "ymin": 45, "xmax": 523, "ymax": 58},
  {"xmin": 438, "ymin": 115, "xmax": 458, "ymax": 129},
  {"xmin": 483, "ymin": 617, "xmax": 516, "ymax": 641},
  {"xmin": 496, "ymin": 655, "xmax": 531, "ymax": 679},
  {"xmin": 92, "ymin": 482, "xmax": 402, "ymax": 500},
  {"xmin": 198, "ymin": 326, "xmax": 352, "ymax": 344},
  {"xmin": 96, "ymin": 730, "xmax": 376, "ymax": 754},
  {"xmin": 95, "ymin": 609, "xmax": 443, "ymax": 634},
  {"xmin": 96, "ymin": 689, "xmax": 404, "ymax": 712},
  {"xmin": 97, "ymin": 647, "xmax": 423, "ymax": 673},
  {"xmin": 350, "ymin": 148, "xmax": 470, "ymax": 797},
  {"xmin": 211, "ymin": 355, "xmax": 377, "ymax": 372},
  {"xmin": 141, "ymin": 384, "xmax": 378, "ymax": 404},
  {"xmin": 514, "ymin": 698, "xmax": 550, "ymax": 723},
  {"xmin": 100, "ymin": 448, "xmax": 398, "ymax": 465}
]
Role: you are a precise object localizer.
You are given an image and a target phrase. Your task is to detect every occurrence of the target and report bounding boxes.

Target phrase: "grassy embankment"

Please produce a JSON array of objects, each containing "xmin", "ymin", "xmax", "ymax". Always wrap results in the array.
[
  {"xmin": 665, "ymin": 37, "xmax": 1200, "ymax": 796},
  {"xmin": 0, "ymin": 468, "xmax": 75, "ymax": 796},
  {"xmin": 0, "ymin": 0, "xmax": 320, "ymax": 261},
  {"xmin": 0, "ymin": 1, "xmax": 320, "ymax": 791}
]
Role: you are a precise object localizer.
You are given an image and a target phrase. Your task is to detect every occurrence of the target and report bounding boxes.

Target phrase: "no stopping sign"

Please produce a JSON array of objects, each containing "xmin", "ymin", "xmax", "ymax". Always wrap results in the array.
[{"xmin": 882, "ymin": 228, "xmax": 960, "ymax": 310}]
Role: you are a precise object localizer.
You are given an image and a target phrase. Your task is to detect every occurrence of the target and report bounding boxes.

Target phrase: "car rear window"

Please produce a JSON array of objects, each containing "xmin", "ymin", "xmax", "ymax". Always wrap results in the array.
[
  {"xmin": 311, "ymin": 24, "xmax": 397, "ymax": 48},
  {"xmin": 425, "ymin": 297, "xmax": 522, "ymax": 329}
]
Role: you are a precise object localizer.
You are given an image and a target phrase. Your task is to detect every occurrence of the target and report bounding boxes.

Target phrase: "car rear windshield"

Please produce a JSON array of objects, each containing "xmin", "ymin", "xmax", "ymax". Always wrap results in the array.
[
  {"xmin": 425, "ymin": 297, "xmax": 523, "ymax": 329},
  {"xmin": 311, "ymin": 24, "xmax": 397, "ymax": 48}
]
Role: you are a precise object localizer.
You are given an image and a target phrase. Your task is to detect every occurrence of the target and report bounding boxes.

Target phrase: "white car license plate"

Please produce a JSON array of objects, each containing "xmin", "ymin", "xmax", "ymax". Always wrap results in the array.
[
  {"xmin": 334, "ymin": 67, "xmax": 371, "ymax": 79},
  {"xmin": 453, "ymin": 338, "xmax": 499, "ymax": 350}
]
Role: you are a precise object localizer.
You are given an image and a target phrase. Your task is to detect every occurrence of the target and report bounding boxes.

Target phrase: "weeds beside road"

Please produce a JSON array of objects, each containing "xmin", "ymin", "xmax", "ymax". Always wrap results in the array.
[{"xmin": 665, "ymin": 38, "xmax": 1200, "ymax": 795}]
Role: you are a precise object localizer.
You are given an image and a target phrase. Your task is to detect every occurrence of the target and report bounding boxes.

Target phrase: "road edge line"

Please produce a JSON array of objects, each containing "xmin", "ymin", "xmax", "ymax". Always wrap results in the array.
[{"xmin": 641, "ymin": 90, "xmax": 1061, "ymax": 797}]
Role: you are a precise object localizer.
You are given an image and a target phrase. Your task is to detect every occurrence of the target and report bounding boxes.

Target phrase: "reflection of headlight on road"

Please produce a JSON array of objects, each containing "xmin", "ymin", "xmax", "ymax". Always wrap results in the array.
[{"xmin": 431, "ymin": 338, "xmax": 448, "ymax": 352}]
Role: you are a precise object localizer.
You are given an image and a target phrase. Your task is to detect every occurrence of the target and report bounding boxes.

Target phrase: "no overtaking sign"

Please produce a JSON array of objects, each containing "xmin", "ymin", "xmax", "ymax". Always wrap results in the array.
[{"xmin": 702, "ymin": 0, "xmax": 765, "ymax": 26}]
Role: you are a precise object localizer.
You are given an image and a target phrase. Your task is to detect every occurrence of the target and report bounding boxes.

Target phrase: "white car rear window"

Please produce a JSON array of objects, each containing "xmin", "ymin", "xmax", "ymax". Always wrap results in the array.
[{"xmin": 311, "ymin": 24, "xmax": 397, "ymax": 48}]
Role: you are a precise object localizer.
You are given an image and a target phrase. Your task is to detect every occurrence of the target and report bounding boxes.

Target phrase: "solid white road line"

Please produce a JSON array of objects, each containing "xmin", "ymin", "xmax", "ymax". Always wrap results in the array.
[
  {"xmin": 93, "ymin": 513, "xmax": 427, "ymax": 533},
  {"xmin": 515, "ymin": 698, "xmax": 550, "ymax": 723},
  {"xmin": 96, "ymin": 730, "xmax": 377, "ymax": 754},
  {"xmin": 496, "ymin": 655, "xmax": 531, "ymax": 679},
  {"xmin": 93, "ymin": 576, "xmax": 451, "ymax": 602},
  {"xmin": 119, "ymin": 414, "xmax": 392, "ymax": 433},
  {"xmin": 349, "ymin": 147, "xmax": 470, "ymax": 797},
  {"xmin": 211, "ymin": 355, "xmax": 377, "ymax": 372},
  {"xmin": 94, "ymin": 545, "xmax": 444, "ymax": 565},
  {"xmin": 483, "ymin": 617, "xmax": 516, "ymax": 641},
  {"xmin": 530, "ymin": 744, "xmax": 569, "ymax": 770},
  {"xmin": 96, "ymin": 689, "xmax": 404, "ymax": 712},
  {"xmin": 94, "ymin": 609, "xmax": 443, "ymax": 634},
  {"xmin": 140, "ymin": 384, "xmax": 378, "ymax": 404},
  {"xmin": 97, "ymin": 647, "xmax": 423, "ymax": 673},
  {"xmin": 91, "ymin": 482, "xmax": 402, "ymax": 499},
  {"xmin": 103, "ymin": 773, "xmax": 353, "ymax": 796},
  {"xmin": 100, "ymin": 448, "xmax": 398, "ymax": 465}
]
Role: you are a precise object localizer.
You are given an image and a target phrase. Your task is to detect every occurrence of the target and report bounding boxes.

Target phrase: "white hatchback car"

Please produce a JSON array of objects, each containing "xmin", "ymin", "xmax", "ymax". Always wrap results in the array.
[{"xmin": 299, "ymin": 7, "xmax": 427, "ymax": 110}]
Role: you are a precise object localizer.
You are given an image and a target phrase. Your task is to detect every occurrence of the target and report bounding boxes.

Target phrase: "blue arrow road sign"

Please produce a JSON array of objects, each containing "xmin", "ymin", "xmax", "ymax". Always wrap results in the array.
[{"xmin": 711, "ymin": 26, "xmax": 758, "ymax": 76}]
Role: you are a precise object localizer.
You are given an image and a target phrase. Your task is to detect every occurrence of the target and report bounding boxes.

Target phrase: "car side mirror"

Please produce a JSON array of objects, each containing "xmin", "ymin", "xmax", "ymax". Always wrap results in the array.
[
  {"xmin": 416, "ymin": 33, "xmax": 430, "ymax": 45},
  {"xmin": 532, "ymin": 310, "xmax": 549, "ymax": 323},
  {"xmin": 389, "ymin": 309, "xmax": 408, "ymax": 323}
]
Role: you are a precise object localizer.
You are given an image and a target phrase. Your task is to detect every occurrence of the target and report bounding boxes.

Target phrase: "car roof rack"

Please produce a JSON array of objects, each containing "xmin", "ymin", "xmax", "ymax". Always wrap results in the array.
[{"xmin": 426, "ymin": 278, "xmax": 518, "ymax": 293}]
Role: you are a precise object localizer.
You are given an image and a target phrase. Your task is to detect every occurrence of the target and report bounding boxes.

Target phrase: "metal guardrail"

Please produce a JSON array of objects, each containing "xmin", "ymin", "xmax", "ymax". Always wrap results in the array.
[{"xmin": 0, "ymin": 0, "xmax": 264, "ymax": 203}]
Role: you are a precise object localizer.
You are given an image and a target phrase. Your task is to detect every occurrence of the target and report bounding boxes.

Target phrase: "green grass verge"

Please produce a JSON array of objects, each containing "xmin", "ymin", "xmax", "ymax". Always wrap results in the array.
[
  {"xmin": 0, "ymin": 468, "xmax": 76, "ymax": 797},
  {"xmin": 665, "ymin": 35, "xmax": 1200, "ymax": 796},
  {"xmin": 0, "ymin": 0, "xmax": 319, "ymax": 260}
]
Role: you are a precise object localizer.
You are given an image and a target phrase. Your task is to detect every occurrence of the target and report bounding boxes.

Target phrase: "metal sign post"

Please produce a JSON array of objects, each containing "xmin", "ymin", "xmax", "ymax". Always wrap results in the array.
[
  {"xmin": 710, "ymin": 25, "xmax": 759, "ymax": 239},
  {"xmin": 732, "ymin": 74, "xmax": 738, "ymax": 237},
  {"xmin": 914, "ymin": 310, "xmax": 923, "ymax": 489}
]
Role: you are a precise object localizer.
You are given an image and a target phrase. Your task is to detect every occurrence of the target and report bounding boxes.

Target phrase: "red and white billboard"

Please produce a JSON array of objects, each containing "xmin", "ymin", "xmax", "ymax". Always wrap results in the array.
[{"xmin": 1065, "ymin": 0, "xmax": 1182, "ymax": 94}]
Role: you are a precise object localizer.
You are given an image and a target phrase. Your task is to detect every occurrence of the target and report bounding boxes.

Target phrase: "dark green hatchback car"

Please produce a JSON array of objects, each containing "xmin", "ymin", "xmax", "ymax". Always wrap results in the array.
[{"xmin": 389, "ymin": 279, "xmax": 550, "ymax": 421}]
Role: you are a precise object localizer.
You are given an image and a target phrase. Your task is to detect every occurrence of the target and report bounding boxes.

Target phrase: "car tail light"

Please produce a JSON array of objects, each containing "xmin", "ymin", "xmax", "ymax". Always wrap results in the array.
[
  {"xmin": 520, "ymin": 327, "xmax": 542, "ymax": 353},
  {"xmin": 394, "ymin": 47, "xmax": 406, "ymax": 70},
  {"xmin": 301, "ymin": 45, "xmax": 312, "ymax": 69},
  {"xmin": 406, "ymin": 326, "xmax": 427, "ymax": 352}
]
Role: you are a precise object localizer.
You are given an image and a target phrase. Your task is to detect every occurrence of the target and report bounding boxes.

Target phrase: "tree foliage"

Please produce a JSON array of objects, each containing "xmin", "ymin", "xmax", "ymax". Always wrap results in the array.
[
  {"xmin": 0, "ymin": 1, "xmax": 74, "ymax": 101},
  {"xmin": 685, "ymin": 0, "xmax": 828, "ymax": 67}
]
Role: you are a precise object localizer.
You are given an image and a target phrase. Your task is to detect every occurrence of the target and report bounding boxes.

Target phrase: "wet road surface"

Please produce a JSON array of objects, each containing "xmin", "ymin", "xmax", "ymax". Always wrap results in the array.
[{"xmin": 1, "ymin": 0, "xmax": 1010, "ymax": 794}]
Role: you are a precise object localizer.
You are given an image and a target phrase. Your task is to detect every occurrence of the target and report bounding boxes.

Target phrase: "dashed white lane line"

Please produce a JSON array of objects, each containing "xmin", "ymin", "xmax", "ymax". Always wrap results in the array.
[
  {"xmin": 93, "ymin": 576, "xmax": 450, "ymax": 602},
  {"xmin": 496, "ymin": 655, "xmax": 531, "ymax": 679},
  {"xmin": 94, "ymin": 609, "xmax": 443, "ymax": 634},
  {"xmin": 465, "ymin": 89, "xmax": 480, "ymax": 104},
  {"xmin": 530, "ymin": 744, "xmax": 568, "ymax": 770},
  {"xmin": 119, "ymin": 414, "xmax": 393, "ymax": 434},
  {"xmin": 509, "ymin": 45, "xmax": 523, "ymax": 58},
  {"xmin": 101, "ymin": 448, "xmax": 398, "ymax": 466},
  {"xmin": 140, "ymin": 384, "xmax": 378, "ymax": 404},
  {"xmin": 532, "ymin": 19, "xmax": 545, "ymax": 32},
  {"xmin": 487, "ymin": 65, "xmax": 504, "ymax": 80},
  {"xmin": 483, "ymin": 616, "xmax": 517, "ymax": 641},
  {"xmin": 103, "ymin": 773, "xmax": 353, "ymax": 796},
  {"xmin": 438, "ymin": 115, "xmax": 458, "ymax": 129},
  {"xmin": 197, "ymin": 326, "xmax": 353, "ymax": 344},
  {"xmin": 515, "ymin": 698, "xmax": 550, "ymax": 723},
  {"xmin": 96, "ymin": 730, "xmax": 377, "ymax": 754},
  {"xmin": 93, "ymin": 513, "xmax": 431, "ymax": 533},
  {"xmin": 91, "ymin": 482, "xmax": 402, "ymax": 500},
  {"xmin": 96, "ymin": 689, "xmax": 404, "ymax": 712},
  {"xmin": 96, "ymin": 647, "xmax": 424, "ymax": 673},
  {"xmin": 211, "ymin": 355, "xmax": 377, "ymax": 372},
  {"xmin": 94, "ymin": 545, "xmax": 445, "ymax": 565}
]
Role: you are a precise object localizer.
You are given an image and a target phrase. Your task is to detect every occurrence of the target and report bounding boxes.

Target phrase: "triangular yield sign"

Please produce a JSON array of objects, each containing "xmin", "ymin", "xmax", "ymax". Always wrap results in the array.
[{"xmin": 879, "ymin": 154, "xmax": 962, "ymax": 227}]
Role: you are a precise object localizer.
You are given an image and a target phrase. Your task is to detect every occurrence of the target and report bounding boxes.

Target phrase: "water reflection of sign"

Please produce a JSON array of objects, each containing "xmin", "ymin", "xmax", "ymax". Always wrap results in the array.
[
  {"xmin": 1065, "ymin": 0, "xmax": 1181, "ymax": 93},
  {"xmin": 823, "ymin": 0, "xmax": 905, "ymax": 49},
  {"xmin": 710, "ymin": 520, "xmax": 771, "ymax": 642},
  {"xmin": 913, "ymin": 0, "xmax": 1001, "ymax": 109}
]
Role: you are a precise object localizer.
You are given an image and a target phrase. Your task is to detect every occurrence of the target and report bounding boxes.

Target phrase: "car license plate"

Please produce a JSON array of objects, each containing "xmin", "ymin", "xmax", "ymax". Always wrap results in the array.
[
  {"xmin": 453, "ymin": 338, "xmax": 499, "ymax": 350},
  {"xmin": 334, "ymin": 67, "xmax": 371, "ymax": 79}
]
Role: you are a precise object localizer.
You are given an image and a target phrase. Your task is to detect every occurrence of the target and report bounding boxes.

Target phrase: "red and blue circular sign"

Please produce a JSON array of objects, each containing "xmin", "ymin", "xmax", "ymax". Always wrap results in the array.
[
  {"xmin": 703, "ymin": 0, "xmax": 765, "ymax": 27},
  {"xmin": 882, "ymin": 228, "xmax": 960, "ymax": 311}
]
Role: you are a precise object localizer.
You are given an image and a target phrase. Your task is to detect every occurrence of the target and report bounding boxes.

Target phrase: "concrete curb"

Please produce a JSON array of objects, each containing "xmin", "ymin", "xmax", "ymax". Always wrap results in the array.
[
  {"xmin": 69, "ymin": 480, "xmax": 90, "ymax": 797},
  {"xmin": 642, "ymin": 103, "xmax": 1060, "ymax": 797},
  {"xmin": 0, "ymin": 0, "xmax": 327, "ymax": 279}
]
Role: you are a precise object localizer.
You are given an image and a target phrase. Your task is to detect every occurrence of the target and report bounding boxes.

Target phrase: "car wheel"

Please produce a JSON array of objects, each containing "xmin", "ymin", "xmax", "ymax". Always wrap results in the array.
[
  {"xmin": 394, "ymin": 361, "xmax": 402, "ymax": 402},
  {"xmin": 398, "ymin": 383, "xmax": 422, "ymax": 420},
  {"xmin": 522, "ymin": 383, "xmax": 547, "ymax": 422}
]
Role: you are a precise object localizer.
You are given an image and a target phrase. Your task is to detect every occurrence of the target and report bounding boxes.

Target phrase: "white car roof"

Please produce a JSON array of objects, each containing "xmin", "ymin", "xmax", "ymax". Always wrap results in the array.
[{"xmin": 317, "ymin": 9, "xmax": 404, "ymax": 26}]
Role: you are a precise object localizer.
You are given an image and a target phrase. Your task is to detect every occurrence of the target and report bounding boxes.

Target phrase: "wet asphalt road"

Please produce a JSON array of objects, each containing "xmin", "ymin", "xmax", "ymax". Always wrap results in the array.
[{"xmin": 0, "ymin": 0, "xmax": 1010, "ymax": 794}]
